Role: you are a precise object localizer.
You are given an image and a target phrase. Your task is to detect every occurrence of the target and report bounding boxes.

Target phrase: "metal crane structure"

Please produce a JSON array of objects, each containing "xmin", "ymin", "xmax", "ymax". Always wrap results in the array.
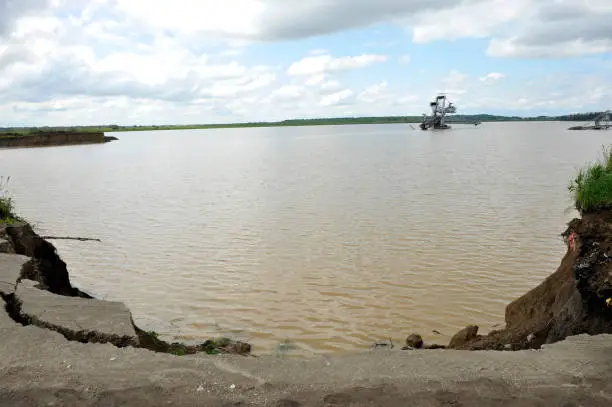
[
  {"xmin": 568, "ymin": 110, "xmax": 611, "ymax": 130},
  {"xmin": 594, "ymin": 110, "xmax": 611, "ymax": 129},
  {"xmin": 419, "ymin": 94, "xmax": 457, "ymax": 130}
]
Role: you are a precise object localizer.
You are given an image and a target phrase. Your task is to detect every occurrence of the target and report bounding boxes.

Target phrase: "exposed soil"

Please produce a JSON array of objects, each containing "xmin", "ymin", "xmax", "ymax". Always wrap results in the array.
[
  {"xmin": 1, "ymin": 222, "xmax": 88, "ymax": 297},
  {"xmin": 0, "ymin": 131, "xmax": 113, "ymax": 148},
  {"xmin": 446, "ymin": 210, "xmax": 612, "ymax": 350}
]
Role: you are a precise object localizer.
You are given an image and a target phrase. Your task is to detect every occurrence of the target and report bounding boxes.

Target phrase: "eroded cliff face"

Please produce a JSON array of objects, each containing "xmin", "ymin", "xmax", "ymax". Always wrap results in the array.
[
  {"xmin": 0, "ymin": 132, "xmax": 116, "ymax": 148},
  {"xmin": 0, "ymin": 222, "xmax": 85, "ymax": 297},
  {"xmin": 448, "ymin": 210, "xmax": 612, "ymax": 350}
]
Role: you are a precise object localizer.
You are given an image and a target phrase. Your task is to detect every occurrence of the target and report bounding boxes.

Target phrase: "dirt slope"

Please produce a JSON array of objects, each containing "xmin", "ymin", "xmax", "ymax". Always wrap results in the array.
[{"xmin": 449, "ymin": 210, "xmax": 612, "ymax": 350}]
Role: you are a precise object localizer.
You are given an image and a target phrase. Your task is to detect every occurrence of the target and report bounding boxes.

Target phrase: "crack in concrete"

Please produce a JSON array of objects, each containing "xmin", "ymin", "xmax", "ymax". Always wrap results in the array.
[{"xmin": 1, "ymin": 223, "xmax": 253, "ymax": 357}]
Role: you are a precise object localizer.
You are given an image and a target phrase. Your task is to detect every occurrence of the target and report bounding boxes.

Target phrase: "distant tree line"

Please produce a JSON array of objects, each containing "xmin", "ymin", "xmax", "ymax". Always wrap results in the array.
[
  {"xmin": 554, "ymin": 112, "xmax": 604, "ymax": 122},
  {"xmin": 1, "ymin": 112, "xmax": 607, "ymax": 135}
]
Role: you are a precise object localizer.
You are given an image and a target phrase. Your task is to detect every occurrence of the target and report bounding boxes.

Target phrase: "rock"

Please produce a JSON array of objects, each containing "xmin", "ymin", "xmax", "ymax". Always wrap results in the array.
[
  {"xmin": 0, "ymin": 238, "xmax": 13, "ymax": 253},
  {"xmin": 448, "ymin": 325, "xmax": 479, "ymax": 349},
  {"xmin": 0, "ymin": 253, "xmax": 30, "ymax": 296},
  {"xmin": 220, "ymin": 341, "xmax": 251, "ymax": 355},
  {"xmin": 405, "ymin": 334, "xmax": 424, "ymax": 349},
  {"xmin": 16, "ymin": 279, "xmax": 138, "ymax": 347}
]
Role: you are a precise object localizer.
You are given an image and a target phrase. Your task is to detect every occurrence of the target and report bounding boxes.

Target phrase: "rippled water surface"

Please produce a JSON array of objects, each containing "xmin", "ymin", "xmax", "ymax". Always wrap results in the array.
[{"xmin": 1, "ymin": 122, "xmax": 610, "ymax": 354}]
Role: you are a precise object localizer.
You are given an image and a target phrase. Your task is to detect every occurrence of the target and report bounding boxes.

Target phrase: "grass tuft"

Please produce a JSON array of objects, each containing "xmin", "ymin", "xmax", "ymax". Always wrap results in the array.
[
  {"xmin": 568, "ymin": 145, "xmax": 612, "ymax": 214},
  {"xmin": 0, "ymin": 176, "xmax": 21, "ymax": 224}
]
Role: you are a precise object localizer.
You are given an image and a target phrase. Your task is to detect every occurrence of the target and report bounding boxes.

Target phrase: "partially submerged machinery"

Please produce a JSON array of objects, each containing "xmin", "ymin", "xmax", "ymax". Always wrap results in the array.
[
  {"xmin": 568, "ymin": 111, "xmax": 611, "ymax": 130},
  {"xmin": 420, "ymin": 95, "xmax": 456, "ymax": 130}
]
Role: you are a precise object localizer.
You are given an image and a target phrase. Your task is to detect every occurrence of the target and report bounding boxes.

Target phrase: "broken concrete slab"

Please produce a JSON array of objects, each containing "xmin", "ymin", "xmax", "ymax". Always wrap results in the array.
[
  {"xmin": 0, "ymin": 300, "xmax": 16, "ymax": 331},
  {"xmin": 0, "ymin": 253, "xmax": 29, "ymax": 296},
  {"xmin": 1, "ymin": 331, "xmax": 612, "ymax": 406},
  {"xmin": 15, "ymin": 279, "xmax": 139, "ymax": 347}
]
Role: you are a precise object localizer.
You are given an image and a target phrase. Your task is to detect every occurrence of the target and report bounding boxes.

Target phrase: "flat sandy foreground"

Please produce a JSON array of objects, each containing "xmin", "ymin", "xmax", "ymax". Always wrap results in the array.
[{"xmin": 1, "ymin": 298, "xmax": 612, "ymax": 407}]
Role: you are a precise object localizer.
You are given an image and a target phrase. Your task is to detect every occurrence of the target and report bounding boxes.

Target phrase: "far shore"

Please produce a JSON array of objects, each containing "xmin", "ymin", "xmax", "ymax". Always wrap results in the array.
[{"xmin": 0, "ymin": 112, "xmax": 602, "ymax": 137}]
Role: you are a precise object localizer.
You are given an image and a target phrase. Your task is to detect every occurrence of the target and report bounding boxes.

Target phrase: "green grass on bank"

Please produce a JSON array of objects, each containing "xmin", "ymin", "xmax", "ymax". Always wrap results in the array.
[
  {"xmin": 569, "ymin": 146, "xmax": 612, "ymax": 214},
  {"xmin": 0, "ymin": 176, "xmax": 20, "ymax": 223}
]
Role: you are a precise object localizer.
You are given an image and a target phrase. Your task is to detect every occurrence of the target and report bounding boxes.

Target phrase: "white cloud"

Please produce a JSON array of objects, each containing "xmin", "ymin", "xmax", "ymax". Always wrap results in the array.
[
  {"xmin": 488, "ymin": 38, "xmax": 612, "ymax": 58},
  {"xmin": 113, "ymin": 0, "xmax": 264, "ymax": 39},
  {"xmin": 0, "ymin": 11, "xmax": 279, "ymax": 119},
  {"xmin": 110, "ymin": 0, "xmax": 460, "ymax": 41},
  {"xmin": 219, "ymin": 48, "xmax": 244, "ymax": 57},
  {"xmin": 0, "ymin": 0, "xmax": 53, "ymax": 37},
  {"xmin": 411, "ymin": 0, "xmax": 531, "ymax": 44},
  {"xmin": 287, "ymin": 53, "xmax": 387, "ymax": 76},
  {"xmin": 4, "ymin": 1, "xmax": 611, "ymax": 58},
  {"xmin": 304, "ymin": 74, "xmax": 327, "ymax": 86},
  {"xmin": 320, "ymin": 89, "xmax": 354, "ymax": 106},
  {"xmin": 205, "ymin": 73, "xmax": 277, "ymax": 97},
  {"xmin": 485, "ymin": 1, "xmax": 612, "ymax": 58},
  {"xmin": 270, "ymin": 85, "xmax": 305, "ymax": 101},
  {"xmin": 479, "ymin": 72, "xmax": 505, "ymax": 83},
  {"xmin": 358, "ymin": 81, "xmax": 389, "ymax": 102},
  {"xmin": 320, "ymin": 80, "xmax": 341, "ymax": 93},
  {"xmin": 1, "ymin": 0, "xmax": 611, "ymax": 126}
]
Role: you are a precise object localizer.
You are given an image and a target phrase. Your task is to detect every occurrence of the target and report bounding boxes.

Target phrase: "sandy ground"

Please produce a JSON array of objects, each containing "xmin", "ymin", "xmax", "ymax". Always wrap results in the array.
[{"xmin": 2, "ymin": 303, "xmax": 612, "ymax": 407}]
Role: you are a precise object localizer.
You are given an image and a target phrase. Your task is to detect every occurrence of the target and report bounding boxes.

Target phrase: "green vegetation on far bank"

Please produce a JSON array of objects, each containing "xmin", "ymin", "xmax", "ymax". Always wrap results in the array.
[
  {"xmin": 569, "ymin": 146, "xmax": 612, "ymax": 214},
  {"xmin": 0, "ymin": 112, "xmax": 606, "ymax": 136}
]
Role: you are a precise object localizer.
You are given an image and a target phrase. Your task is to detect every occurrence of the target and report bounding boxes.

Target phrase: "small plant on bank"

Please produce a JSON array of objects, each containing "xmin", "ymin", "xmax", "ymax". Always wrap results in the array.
[
  {"xmin": 568, "ymin": 145, "xmax": 612, "ymax": 214},
  {"xmin": 0, "ymin": 176, "xmax": 20, "ymax": 223}
]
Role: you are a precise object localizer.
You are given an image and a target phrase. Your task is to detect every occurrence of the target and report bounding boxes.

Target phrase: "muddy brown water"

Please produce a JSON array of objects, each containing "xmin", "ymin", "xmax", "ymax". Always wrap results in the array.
[{"xmin": 1, "ymin": 122, "xmax": 610, "ymax": 355}]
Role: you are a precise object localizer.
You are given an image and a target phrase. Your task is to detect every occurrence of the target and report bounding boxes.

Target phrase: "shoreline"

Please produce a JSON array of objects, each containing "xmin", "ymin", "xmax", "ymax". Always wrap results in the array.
[
  {"xmin": 2, "ymin": 214, "xmax": 612, "ymax": 404},
  {"xmin": 0, "ymin": 118, "xmax": 596, "ymax": 139},
  {"xmin": 2, "ymin": 210, "xmax": 611, "ymax": 354},
  {"xmin": 0, "ymin": 222, "xmax": 250, "ymax": 357}
]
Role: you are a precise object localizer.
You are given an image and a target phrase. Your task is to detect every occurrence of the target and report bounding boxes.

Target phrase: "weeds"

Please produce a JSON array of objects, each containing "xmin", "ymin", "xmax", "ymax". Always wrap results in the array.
[
  {"xmin": 569, "ymin": 145, "xmax": 612, "ymax": 214},
  {"xmin": 0, "ymin": 176, "xmax": 20, "ymax": 223}
]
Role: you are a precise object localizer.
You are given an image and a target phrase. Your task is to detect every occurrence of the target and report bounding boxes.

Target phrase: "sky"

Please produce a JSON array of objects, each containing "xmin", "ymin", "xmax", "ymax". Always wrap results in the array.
[{"xmin": 0, "ymin": 0, "xmax": 611, "ymax": 126}]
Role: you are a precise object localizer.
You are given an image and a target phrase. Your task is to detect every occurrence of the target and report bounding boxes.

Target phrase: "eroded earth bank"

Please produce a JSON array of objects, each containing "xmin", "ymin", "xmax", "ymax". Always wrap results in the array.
[{"xmin": 1, "ymin": 216, "xmax": 612, "ymax": 406}]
